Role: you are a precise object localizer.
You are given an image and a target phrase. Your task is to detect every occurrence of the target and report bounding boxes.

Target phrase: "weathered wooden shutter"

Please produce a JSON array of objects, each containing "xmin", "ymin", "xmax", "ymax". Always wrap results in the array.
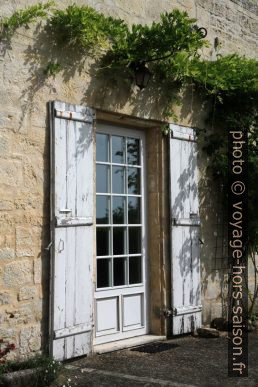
[
  {"xmin": 49, "ymin": 101, "xmax": 94, "ymax": 360},
  {"xmin": 169, "ymin": 124, "xmax": 202, "ymax": 335}
]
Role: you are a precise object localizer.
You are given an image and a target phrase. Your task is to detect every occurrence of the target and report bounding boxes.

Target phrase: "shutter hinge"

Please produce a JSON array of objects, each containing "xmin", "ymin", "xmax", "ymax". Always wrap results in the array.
[
  {"xmin": 163, "ymin": 306, "xmax": 202, "ymax": 317},
  {"xmin": 172, "ymin": 218, "xmax": 200, "ymax": 226},
  {"xmin": 163, "ymin": 308, "xmax": 174, "ymax": 318},
  {"xmin": 172, "ymin": 306, "xmax": 202, "ymax": 316},
  {"xmin": 55, "ymin": 108, "xmax": 93, "ymax": 123}
]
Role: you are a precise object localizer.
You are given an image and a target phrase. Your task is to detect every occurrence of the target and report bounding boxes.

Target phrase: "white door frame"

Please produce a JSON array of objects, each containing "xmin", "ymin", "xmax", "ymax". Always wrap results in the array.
[{"xmin": 94, "ymin": 123, "xmax": 148, "ymax": 345}]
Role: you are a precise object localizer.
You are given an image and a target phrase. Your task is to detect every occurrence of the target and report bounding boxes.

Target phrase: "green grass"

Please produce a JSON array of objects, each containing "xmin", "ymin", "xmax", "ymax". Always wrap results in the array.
[{"xmin": 0, "ymin": 355, "xmax": 62, "ymax": 387}]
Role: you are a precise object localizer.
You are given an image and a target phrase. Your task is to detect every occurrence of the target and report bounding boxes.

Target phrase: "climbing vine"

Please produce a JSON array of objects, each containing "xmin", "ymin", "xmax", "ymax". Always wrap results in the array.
[
  {"xmin": 47, "ymin": 4, "xmax": 129, "ymax": 53},
  {"xmin": 1, "ymin": 3, "xmax": 258, "ymax": 314},
  {"xmin": 0, "ymin": 1, "xmax": 54, "ymax": 36}
]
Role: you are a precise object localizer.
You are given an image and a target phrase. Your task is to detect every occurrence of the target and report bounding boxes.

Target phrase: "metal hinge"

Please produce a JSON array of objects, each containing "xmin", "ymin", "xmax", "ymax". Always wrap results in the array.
[
  {"xmin": 163, "ymin": 308, "xmax": 173, "ymax": 318},
  {"xmin": 55, "ymin": 109, "xmax": 93, "ymax": 123},
  {"xmin": 163, "ymin": 306, "xmax": 202, "ymax": 317},
  {"xmin": 173, "ymin": 306, "xmax": 202, "ymax": 316},
  {"xmin": 172, "ymin": 217, "xmax": 200, "ymax": 227}
]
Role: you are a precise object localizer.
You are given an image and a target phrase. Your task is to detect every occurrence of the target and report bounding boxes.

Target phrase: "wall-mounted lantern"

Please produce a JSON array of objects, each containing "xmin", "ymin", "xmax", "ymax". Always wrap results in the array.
[
  {"xmin": 129, "ymin": 61, "xmax": 152, "ymax": 90},
  {"xmin": 129, "ymin": 25, "xmax": 207, "ymax": 90}
]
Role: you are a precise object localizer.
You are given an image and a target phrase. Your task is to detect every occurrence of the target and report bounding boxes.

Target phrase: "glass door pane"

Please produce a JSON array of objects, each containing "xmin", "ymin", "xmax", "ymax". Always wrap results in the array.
[
  {"xmin": 96, "ymin": 196, "xmax": 110, "ymax": 224},
  {"xmin": 96, "ymin": 131, "xmax": 143, "ymax": 289}
]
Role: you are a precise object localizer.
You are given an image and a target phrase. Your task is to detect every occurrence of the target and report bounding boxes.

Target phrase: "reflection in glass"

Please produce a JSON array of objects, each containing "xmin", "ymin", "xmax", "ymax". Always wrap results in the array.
[
  {"xmin": 113, "ymin": 227, "xmax": 126, "ymax": 255},
  {"xmin": 129, "ymin": 227, "xmax": 141, "ymax": 254},
  {"xmin": 113, "ymin": 196, "xmax": 125, "ymax": 224},
  {"xmin": 112, "ymin": 136, "xmax": 125, "ymax": 164},
  {"xmin": 96, "ymin": 165, "xmax": 109, "ymax": 193},
  {"xmin": 128, "ymin": 197, "xmax": 140, "ymax": 224},
  {"xmin": 127, "ymin": 138, "xmax": 140, "ymax": 165},
  {"xmin": 97, "ymin": 258, "xmax": 111, "ymax": 288},
  {"xmin": 129, "ymin": 256, "xmax": 142, "ymax": 284},
  {"xmin": 128, "ymin": 167, "xmax": 140, "ymax": 194},
  {"xmin": 96, "ymin": 133, "xmax": 109, "ymax": 162},
  {"xmin": 96, "ymin": 196, "xmax": 109, "ymax": 224},
  {"xmin": 97, "ymin": 227, "xmax": 109, "ymax": 256},
  {"xmin": 112, "ymin": 166, "xmax": 125, "ymax": 194},
  {"xmin": 113, "ymin": 257, "xmax": 127, "ymax": 286},
  {"xmin": 96, "ymin": 133, "xmax": 144, "ymax": 290}
]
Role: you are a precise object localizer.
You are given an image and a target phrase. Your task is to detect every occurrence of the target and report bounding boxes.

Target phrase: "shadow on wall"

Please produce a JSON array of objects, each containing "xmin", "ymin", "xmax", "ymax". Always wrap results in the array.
[
  {"xmin": 10, "ymin": 22, "xmax": 210, "ymax": 128},
  {"xmin": 198, "ymin": 145, "xmax": 229, "ymax": 324},
  {"xmin": 16, "ymin": 25, "xmax": 167, "ymax": 124},
  {"xmin": 169, "ymin": 129, "xmax": 228, "ymax": 325},
  {"xmin": 0, "ymin": 21, "xmax": 222, "ymax": 350},
  {"xmin": 171, "ymin": 147, "xmax": 200, "ymax": 316}
]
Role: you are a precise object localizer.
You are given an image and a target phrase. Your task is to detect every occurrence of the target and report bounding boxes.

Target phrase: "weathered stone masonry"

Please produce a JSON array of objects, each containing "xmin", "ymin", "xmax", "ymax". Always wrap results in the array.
[{"xmin": 0, "ymin": 0, "xmax": 257, "ymax": 358}]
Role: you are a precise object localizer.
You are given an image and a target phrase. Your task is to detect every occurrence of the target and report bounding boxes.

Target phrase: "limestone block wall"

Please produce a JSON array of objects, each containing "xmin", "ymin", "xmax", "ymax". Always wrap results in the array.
[{"xmin": 0, "ymin": 0, "xmax": 257, "ymax": 357}]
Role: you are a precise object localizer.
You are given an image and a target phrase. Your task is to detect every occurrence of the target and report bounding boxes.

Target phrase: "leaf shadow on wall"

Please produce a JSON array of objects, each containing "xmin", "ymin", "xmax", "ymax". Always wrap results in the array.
[
  {"xmin": 172, "ymin": 144, "xmax": 229, "ymax": 324},
  {"xmin": 17, "ymin": 22, "xmax": 189, "ymax": 125},
  {"xmin": 1, "ymin": 21, "xmax": 229, "ymax": 335}
]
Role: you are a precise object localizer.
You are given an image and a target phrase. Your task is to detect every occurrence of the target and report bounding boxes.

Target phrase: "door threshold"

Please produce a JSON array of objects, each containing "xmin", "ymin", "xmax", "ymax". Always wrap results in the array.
[{"xmin": 93, "ymin": 335, "xmax": 166, "ymax": 354}]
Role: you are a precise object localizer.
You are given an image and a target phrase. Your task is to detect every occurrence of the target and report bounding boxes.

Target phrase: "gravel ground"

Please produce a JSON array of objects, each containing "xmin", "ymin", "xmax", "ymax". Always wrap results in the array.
[{"xmin": 50, "ymin": 332, "xmax": 258, "ymax": 387}]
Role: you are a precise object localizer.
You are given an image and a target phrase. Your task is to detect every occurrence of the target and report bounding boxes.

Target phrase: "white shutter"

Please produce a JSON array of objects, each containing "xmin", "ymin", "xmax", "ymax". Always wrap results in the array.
[
  {"xmin": 169, "ymin": 124, "xmax": 202, "ymax": 335},
  {"xmin": 49, "ymin": 101, "xmax": 94, "ymax": 360}
]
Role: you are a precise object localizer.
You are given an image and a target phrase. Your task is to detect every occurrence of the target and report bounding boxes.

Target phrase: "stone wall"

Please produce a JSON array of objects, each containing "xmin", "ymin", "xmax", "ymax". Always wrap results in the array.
[{"xmin": 0, "ymin": 0, "xmax": 257, "ymax": 358}]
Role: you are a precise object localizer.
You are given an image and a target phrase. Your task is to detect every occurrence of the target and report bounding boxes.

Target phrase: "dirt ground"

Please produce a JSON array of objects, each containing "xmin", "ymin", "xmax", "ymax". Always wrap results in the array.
[{"xmin": 50, "ymin": 332, "xmax": 258, "ymax": 387}]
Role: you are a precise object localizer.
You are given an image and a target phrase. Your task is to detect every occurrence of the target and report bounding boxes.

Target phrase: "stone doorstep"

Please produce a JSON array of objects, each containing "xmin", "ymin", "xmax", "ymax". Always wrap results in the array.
[
  {"xmin": 0, "ymin": 367, "xmax": 42, "ymax": 387},
  {"xmin": 93, "ymin": 334, "xmax": 167, "ymax": 354}
]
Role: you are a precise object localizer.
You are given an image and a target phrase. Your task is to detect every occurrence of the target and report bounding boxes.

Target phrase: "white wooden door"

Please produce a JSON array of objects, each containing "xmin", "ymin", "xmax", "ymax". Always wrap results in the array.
[
  {"xmin": 50, "ymin": 101, "xmax": 94, "ymax": 360},
  {"xmin": 169, "ymin": 124, "xmax": 202, "ymax": 335},
  {"xmin": 94, "ymin": 124, "xmax": 147, "ymax": 345}
]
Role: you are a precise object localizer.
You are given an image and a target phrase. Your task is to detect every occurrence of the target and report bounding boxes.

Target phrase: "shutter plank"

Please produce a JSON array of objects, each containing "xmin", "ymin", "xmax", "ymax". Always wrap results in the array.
[
  {"xmin": 51, "ymin": 107, "xmax": 67, "ymax": 359},
  {"xmin": 66, "ymin": 335, "xmax": 75, "ymax": 359},
  {"xmin": 184, "ymin": 226, "xmax": 192, "ymax": 306},
  {"xmin": 74, "ymin": 331, "xmax": 91, "ymax": 357},
  {"xmin": 183, "ymin": 140, "xmax": 191, "ymax": 218},
  {"xmin": 75, "ymin": 226, "xmax": 93, "ymax": 325},
  {"xmin": 53, "ymin": 226, "xmax": 66, "ymax": 332},
  {"xmin": 52, "ymin": 337, "xmax": 66, "ymax": 361},
  {"xmin": 191, "ymin": 227, "xmax": 201, "ymax": 306},
  {"xmin": 76, "ymin": 121, "xmax": 94, "ymax": 219},
  {"xmin": 66, "ymin": 228, "xmax": 76, "ymax": 328},
  {"xmin": 55, "ymin": 117, "xmax": 67, "ymax": 224},
  {"xmin": 189, "ymin": 144, "xmax": 199, "ymax": 216},
  {"xmin": 67, "ymin": 119, "xmax": 77, "ymax": 218},
  {"xmin": 172, "ymin": 227, "xmax": 184, "ymax": 306}
]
